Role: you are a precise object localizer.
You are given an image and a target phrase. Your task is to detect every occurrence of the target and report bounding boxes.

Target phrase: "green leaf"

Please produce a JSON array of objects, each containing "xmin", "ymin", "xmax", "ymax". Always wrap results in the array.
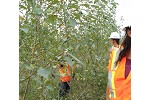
[
  {"xmin": 69, "ymin": 3, "xmax": 78, "ymax": 9},
  {"xmin": 67, "ymin": 52, "xmax": 83, "ymax": 65},
  {"xmin": 92, "ymin": 44, "xmax": 95, "ymax": 48},
  {"xmin": 83, "ymin": 4, "xmax": 89, "ymax": 8},
  {"xmin": 94, "ymin": 0, "xmax": 99, "ymax": 4},
  {"xmin": 101, "ymin": 0, "xmax": 108, "ymax": 4},
  {"xmin": 33, "ymin": 7, "xmax": 42, "ymax": 15},
  {"xmin": 33, "ymin": 76, "xmax": 43, "ymax": 84},
  {"xmin": 69, "ymin": 18, "xmax": 77, "ymax": 27},
  {"xmin": 68, "ymin": 46, "xmax": 73, "ymax": 50},
  {"xmin": 52, "ymin": 0, "xmax": 59, "ymax": 4},
  {"xmin": 20, "ymin": 28, "xmax": 29, "ymax": 33},
  {"xmin": 27, "ymin": 0, "xmax": 35, "ymax": 7},
  {"xmin": 52, "ymin": 66, "xmax": 57, "ymax": 68},
  {"xmin": 37, "ymin": 67, "xmax": 49, "ymax": 79},
  {"xmin": 73, "ymin": 13, "xmax": 80, "ymax": 19},
  {"xmin": 65, "ymin": 56, "xmax": 73, "ymax": 67},
  {"xmin": 75, "ymin": 45, "xmax": 79, "ymax": 50},
  {"xmin": 88, "ymin": 15, "xmax": 97, "ymax": 20},
  {"xmin": 19, "ymin": 15, "xmax": 24, "ymax": 21},
  {"xmin": 48, "ymin": 15, "xmax": 56, "ymax": 24},
  {"xmin": 30, "ymin": 64, "xmax": 36, "ymax": 69},
  {"xmin": 19, "ymin": 4, "xmax": 26, "ymax": 9},
  {"xmin": 63, "ymin": 37, "xmax": 67, "ymax": 42},
  {"xmin": 46, "ymin": 85, "xmax": 54, "ymax": 91},
  {"xmin": 24, "ymin": 64, "xmax": 33, "ymax": 70},
  {"xmin": 37, "ymin": 86, "xmax": 42, "ymax": 90},
  {"xmin": 57, "ymin": 55, "xmax": 62, "ymax": 60}
]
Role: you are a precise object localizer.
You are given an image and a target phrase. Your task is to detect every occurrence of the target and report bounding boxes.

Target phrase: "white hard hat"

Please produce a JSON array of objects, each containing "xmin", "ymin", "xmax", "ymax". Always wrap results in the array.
[{"xmin": 109, "ymin": 32, "xmax": 120, "ymax": 39}]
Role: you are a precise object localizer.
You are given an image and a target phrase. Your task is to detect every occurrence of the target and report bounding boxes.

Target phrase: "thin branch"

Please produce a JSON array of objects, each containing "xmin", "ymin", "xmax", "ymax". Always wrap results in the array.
[
  {"xmin": 22, "ymin": 74, "xmax": 31, "ymax": 100},
  {"xmin": 19, "ymin": 71, "xmax": 36, "ymax": 83}
]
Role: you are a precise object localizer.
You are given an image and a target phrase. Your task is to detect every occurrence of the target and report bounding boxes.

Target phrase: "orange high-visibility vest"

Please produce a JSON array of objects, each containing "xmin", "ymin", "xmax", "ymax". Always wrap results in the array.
[
  {"xmin": 108, "ymin": 57, "xmax": 131, "ymax": 100},
  {"xmin": 107, "ymin": 45, "xmax": 121, "ymax": 99},
  {"xmin": 59, "ymin": 64, "xmax": 71, "ymax": 82}
]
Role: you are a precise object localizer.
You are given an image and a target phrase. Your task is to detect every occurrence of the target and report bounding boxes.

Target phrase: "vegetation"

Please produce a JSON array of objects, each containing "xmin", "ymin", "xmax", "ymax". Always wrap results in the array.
[{"xmin": 19, "ymin": 0, "xmax": 119, "ymax": 99}]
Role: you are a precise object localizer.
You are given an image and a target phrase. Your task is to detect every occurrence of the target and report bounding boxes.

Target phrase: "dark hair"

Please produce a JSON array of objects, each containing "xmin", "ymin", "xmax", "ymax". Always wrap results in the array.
[
  {"xmin": 60, "ymin": 64, "xmax": 64, "ymax": 67},
  {"xmin": 116, "ymin": 27, "xmax": 131, "ymax": 63},
  {"xmin": 113, "ymin": 39, "xmax": 120, "ymax": 45},
  {"xmin": 125, "ymin": 26, "xmax": 131, "ymax": 31}
]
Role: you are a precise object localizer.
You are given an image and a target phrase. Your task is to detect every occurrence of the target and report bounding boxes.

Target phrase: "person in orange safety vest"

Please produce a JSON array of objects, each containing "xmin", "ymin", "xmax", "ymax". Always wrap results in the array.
[
  {"xmin": 106, "ymin": 32, "xmax": 121, "ymax": 100},
  {"xmin": 51, "ymin": 59, "xmax": 75, "ymax": 98},
  {"xmin": 106, "ymin": 25, "xmax": 131, "ymax": 100}
]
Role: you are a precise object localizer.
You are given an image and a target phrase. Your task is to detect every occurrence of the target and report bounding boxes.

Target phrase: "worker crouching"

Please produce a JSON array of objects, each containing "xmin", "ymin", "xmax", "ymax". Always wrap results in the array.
[{"xmin": 58, "ymin": 60, "xmax": 75, "ymax": 98}]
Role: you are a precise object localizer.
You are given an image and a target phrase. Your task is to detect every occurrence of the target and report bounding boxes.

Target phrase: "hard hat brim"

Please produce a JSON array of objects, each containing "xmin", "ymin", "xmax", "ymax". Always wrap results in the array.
[{"xmin": 109, "ymin": 37, "xmax": 120, "ymax": 39}]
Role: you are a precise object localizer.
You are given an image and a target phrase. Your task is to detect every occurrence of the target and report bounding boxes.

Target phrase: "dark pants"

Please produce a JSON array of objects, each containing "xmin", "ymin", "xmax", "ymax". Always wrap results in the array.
[{"xmin": 59, "ymin": 82, "xmax": 70, "ymax": 98}]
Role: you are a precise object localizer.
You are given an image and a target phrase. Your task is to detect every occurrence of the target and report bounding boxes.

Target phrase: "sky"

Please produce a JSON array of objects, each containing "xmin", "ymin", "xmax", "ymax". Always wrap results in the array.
[
  {"xmin": 115, "ymin": 0, "xmax": 131, "ymax": 28},
  {"xmin": 114, "ymin": 0, "xmax": 131, "ymax": 37}
]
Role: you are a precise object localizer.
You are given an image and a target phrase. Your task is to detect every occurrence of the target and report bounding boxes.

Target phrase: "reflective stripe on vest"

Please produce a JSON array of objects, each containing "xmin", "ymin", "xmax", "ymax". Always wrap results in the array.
[
  {"xmin": 108, "ymin": 71, "xmax": 116, "ymax": 98},
  {"xmin": 109, "ymin": 89, "xmax": 116, "ymax": 98},
  {"xmin": 108, "ymin": 45, "xmax": 121, "ymax": 99}
]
